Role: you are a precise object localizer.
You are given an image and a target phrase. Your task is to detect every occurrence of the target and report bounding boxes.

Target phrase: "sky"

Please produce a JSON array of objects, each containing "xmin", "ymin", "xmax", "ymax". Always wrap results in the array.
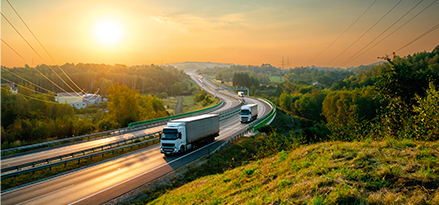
[{"xmin": 1, "ymin": 0, "xmax": 438, "ymax": 68}]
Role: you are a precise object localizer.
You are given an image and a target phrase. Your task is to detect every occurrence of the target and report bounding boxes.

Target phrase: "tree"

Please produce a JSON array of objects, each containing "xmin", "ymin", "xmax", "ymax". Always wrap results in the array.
[
  {"xmin": 411, "ymin": 82, "xmax": 439, "ymax": 140},
  {"xmin": 107, "ymin": 83, "xmax": 141, "ymax": 127}
]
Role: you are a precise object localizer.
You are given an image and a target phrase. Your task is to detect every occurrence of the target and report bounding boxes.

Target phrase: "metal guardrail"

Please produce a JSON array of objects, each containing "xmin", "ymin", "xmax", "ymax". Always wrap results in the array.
[
  {"xmin": 1, "ymin": 128, "xmax": 132, "ymax": 155},
  {"xmin": 211, "ymin": 97, "xmax": 277, "ymax": 155},
  {"xmin": 1, "ymin": 133, "xmax": 162, "ymax": 179},
  {"xmin": 128, "ymin": 101, "xmax": 223, "ymax": 128},
  {"xmin": 1, "ymin": 131, "xmax": 161, "ymax": 176},
  {"xmin": 0, "ymin": 102, "xmax": 242, "ymax": 178},
  {"xmin": 1, "ymin": 101, "xmax": 223, "ymax": 156}
]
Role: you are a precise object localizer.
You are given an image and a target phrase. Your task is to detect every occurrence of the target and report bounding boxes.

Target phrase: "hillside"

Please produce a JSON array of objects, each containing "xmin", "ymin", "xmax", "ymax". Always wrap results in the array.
[{"xmin": 145, "ymin": 135, "xmax": 438, "ymax": 204}]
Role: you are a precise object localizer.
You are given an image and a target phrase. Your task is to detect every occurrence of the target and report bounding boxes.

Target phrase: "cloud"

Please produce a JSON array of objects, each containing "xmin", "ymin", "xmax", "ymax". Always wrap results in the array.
[{"xmin": 150, "ymin": 13, "xmax": 245, "ymax": 33}]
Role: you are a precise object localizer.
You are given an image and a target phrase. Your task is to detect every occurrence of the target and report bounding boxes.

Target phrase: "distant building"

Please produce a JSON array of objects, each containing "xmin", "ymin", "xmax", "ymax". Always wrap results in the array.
[
  {"xmin": 312, "ymin": 81, "xmax": 320, "ymax": 86},
  {"xmin": 56, "ymin": 92, "xmax": 102, "ymax": 109},
  {"xmin": 1, "ymin": 83, "xmax": 18, "ymax": 94},
  {"xmin": 83, "ymin": 94, "xmax": 102, "ymax": 104},
  {"xmin": 56, "ymin": 92, "xmax": 84, "ymax": 109}
]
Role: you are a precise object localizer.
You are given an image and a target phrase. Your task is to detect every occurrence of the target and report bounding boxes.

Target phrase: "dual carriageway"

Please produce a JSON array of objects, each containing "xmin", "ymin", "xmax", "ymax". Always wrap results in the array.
[{"xmin": 1, "ymin": 74, "xmax": 274, "ymax": 205}]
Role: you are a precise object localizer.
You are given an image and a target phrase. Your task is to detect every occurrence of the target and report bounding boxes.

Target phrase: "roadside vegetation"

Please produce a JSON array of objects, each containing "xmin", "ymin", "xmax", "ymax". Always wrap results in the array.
[
  {"xmin": 127, "ymin": 46, "xmax": 439, "ymax": 204},
  {"xmin": 144, "ymin": 135, "xmax": 439, "ymax": 205},
  {"xmin": 1, "ymin": 64, "xmax": 196, "ymax": 149}
]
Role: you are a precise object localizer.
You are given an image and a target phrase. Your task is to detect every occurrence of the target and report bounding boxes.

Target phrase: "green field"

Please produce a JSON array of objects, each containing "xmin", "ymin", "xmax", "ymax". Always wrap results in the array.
[
  {"xmin": 161, "ymin": 97, "xmax": 179, "ymax": 115},
  {"xmin": 269, "ymin": 75, "xmax": 284, "ymax": 82},
  {"xmin": 162, "ymin": 95, "xmax": 219, "ymax": 115}
]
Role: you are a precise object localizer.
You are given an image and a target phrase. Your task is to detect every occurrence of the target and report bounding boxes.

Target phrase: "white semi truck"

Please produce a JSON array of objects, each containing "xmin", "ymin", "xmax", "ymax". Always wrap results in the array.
[
  {"xmin": 240, "ymin": 104, "xmax": 258, "ymax": 123},
  {"xmin": 238, "ymin": 91, "xmax": 244, "ymax": 97},
  {"xmin": 160, "ymin": 114, "xmax": 219, "ymax": 155}
]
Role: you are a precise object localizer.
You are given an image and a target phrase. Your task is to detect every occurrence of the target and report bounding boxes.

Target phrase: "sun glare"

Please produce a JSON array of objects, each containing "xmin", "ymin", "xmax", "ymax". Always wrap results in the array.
[{"xmin": 94, "ymin": 20, "xmax": 122, "ymax": 45}]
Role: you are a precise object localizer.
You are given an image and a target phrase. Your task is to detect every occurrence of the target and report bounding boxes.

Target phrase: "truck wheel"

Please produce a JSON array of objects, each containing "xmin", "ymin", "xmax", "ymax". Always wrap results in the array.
[{"xmin": 181, "ymin": 145, "xmax": 185, "ymax": 153}]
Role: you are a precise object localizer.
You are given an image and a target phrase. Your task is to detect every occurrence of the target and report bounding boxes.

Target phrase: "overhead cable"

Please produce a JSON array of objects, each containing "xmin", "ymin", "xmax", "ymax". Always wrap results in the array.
[
  {"xmin": 342, "ymin": 0, "xmax": 425, "ymax": 65},
  {"xmin": 344, "ymin": 0, "xmax": 438, "ymax": 64},
  {"xmin": 1, "ymin": 12, "xmax": 82, "ymax": 98},
  {"xmin": 5, "ymin": 0, "xmax": 84, "ymax": 93},
  {"xmin": 395, "ymin": 23, "xmax": 439, "ymax": 52},
  {"xmin": 306, "ymin": 0, "xmax": 378, "ymax": 65},
  {"xmin": 328, "ymin": 0, "xmax": 403, "ymax": 64}
]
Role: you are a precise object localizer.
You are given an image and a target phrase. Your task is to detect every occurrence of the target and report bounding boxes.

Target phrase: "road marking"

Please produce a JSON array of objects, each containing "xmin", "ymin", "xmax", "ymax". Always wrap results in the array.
[
  {"xmin": 68, "ymin": 140, "xmax": 220, "ymax": 205},
  {"xmin": 16, "ymin": 184, "xmax": 74, "ymax": 205}
]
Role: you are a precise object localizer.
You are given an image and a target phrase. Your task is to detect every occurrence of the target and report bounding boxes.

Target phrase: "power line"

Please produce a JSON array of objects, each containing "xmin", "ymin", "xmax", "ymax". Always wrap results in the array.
[
  {"xmin": 306, "ymin": 0, "xmax": 377, "ymax": 65},
  {"xmin": 1, "ymin": 77, "xmax": 56, "ymax": 97},
  {"xmin": 342, "ymin": 0, "xmax": 425, "ymax": 65},
  {"xmin": 344, "ymin": 0, "xmax": 438, "ymax": 64},
  {"xmin": 1, "ymin": 12, "xmax": 82, "ymax": 98},
  {"xmin": 5, "ymin": 0, "xmax": 84, "ymax": 93},
  {"xmin": 328, "ymin": 0, "xmax": 403, "ymax": 65},
  {"xmin": 1, "ymin": 38, "xmax": 27, "ymax": 62},
  {"xmin": 2, "ymin": 67, "xmax": 55, "ymax": 93},
  {"xmin": 395, "ymin": 23, "xmax": 439, "ymax": 52},
  {"xmin": 1, "ymin": 86, "xmax": 60, "ymax": 104}
]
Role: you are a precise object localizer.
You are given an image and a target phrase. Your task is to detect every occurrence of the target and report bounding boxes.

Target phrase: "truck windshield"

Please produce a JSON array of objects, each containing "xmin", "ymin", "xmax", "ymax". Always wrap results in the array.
[
  {"xmin": 240, "ymin": 110, "xmax": 250, "ymax": 115},
  {"xmin": 162, "ymin": 128, "xmax": 178, "ymax": 140}
]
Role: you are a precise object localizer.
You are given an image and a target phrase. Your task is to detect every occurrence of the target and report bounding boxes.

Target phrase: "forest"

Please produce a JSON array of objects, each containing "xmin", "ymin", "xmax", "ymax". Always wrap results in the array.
[
  {"xmin": 200, "ymin": 45, "xmax": 439, "ymax": 142},
  {"xmin": 1, "ymin": 63, "xmax": 196, "ymax": 148}
]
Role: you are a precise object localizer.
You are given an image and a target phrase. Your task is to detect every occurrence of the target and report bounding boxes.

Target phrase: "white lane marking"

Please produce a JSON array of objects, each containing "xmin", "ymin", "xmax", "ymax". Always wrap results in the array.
[
  {"xmin": 68, "ymin": 140, "xmax": 221, "ymax": 205},
  {"xmin": 16, "ymin": 184, "xmax": 74, "ymax": 205}
]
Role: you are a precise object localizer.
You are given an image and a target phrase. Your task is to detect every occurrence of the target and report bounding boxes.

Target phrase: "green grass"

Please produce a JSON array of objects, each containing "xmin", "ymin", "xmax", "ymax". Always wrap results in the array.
[
  {"xmin": 129, "ymin": 134, "xmax": 439, "ymax": 205},
  {"xmin": 162, "ymin": 96, "xmax": 219, "ymax": 115},
  {"xmin": 161, "ymin": 97, "xmax": 179, "ymax": 115},
  {"xmin": 269, "ymin": 75, "xmax": 284, "ymax": 82}
]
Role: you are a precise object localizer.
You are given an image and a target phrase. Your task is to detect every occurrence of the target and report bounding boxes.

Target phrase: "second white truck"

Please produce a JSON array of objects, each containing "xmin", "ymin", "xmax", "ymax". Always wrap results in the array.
[
  {"xmin": 160, "ymin": 114, "xmax": 219, "ymax": 155},
  {"xmin": 240, "ymin": 104, "xmax": 258, "ymax": 123}
]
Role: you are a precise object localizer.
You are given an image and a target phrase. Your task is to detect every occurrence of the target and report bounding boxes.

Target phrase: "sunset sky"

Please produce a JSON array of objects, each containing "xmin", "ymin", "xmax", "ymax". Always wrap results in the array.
[{"xmin": 1, "ymin": 0, "xmax": 438, "ymax": 68}]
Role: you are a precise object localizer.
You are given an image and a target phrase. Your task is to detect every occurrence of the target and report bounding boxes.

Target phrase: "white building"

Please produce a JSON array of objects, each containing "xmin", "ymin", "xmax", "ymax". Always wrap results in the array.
[
  {"xmin": 1, "ymin": 83, "xmax": 18, "ymax": 94},
  {"xmin": 56, "ymin": 92, "xmax": 101, "ymax": 109},
  {"xmin": 83, "ymin": 94, "xmax": 102, "ymax": 104}
]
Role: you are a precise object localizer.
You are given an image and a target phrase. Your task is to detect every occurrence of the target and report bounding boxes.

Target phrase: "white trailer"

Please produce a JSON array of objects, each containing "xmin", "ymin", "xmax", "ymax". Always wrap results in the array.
[
  {"xmin": 161, "ymin": 114, "xmax": 219, "ymax": 155},
  {"xmin": 240, "ymin": 104, "xmax": 258, "ymax": 123}
]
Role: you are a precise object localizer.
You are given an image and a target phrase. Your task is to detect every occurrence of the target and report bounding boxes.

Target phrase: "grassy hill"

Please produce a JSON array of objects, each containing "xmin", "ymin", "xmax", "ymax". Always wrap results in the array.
[{"xmin": 142, "ymin": 135, "xmax": 438, "ymax": 205}]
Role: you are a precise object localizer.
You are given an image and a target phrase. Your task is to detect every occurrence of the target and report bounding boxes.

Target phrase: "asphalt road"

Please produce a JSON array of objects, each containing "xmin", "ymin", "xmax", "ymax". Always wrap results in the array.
[
  {"xmin": 1, "ymin": 74, "xmax": 234, "ymax": 171},
  {"xmin": 1, "ymin": 76, "xmax": 271, "ymax": 205}
]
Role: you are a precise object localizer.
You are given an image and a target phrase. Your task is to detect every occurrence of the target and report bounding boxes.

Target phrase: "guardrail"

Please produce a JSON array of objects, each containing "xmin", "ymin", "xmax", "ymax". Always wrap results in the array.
[
  {"xmin": 2, "ymin": 101, "xmax": 223, "ymax": 156},
  {"xmin": 1, "ymin": 101, "xmax": 243, "ymax": 178},
  {"xmin": 1, "ymin": 131, "xmax": 162, "ymax": 176},
  {"xmin": 1, "ymin": 132, "xmax": 162, "ymax": 179},
  {"xmin": 1, "ymin": 128, "xmax": 132, "ymax": 155},
  {"xmin": 212, "ymin": 97, "xmax": 277, "ymax": 154},
  {"xmin": 250, "ymin": 98, "xmax": 276, "ymax": 131},
  {"xmin": 128, "ymin": 101, "xmax": 223, "ymax": 128}
]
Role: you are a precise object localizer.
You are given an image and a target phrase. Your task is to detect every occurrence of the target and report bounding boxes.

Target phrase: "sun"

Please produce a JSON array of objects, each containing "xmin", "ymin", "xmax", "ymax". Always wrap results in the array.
[{"xmin": 94, "ymin": 20, "xmax": 123, "ymax": 45}]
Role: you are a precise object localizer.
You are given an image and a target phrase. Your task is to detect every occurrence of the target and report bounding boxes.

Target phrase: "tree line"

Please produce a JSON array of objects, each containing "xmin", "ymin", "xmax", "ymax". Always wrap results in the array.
[
  {"xmin": 1, "ymin": 63, "xmax": 195, "ymax": 148},
  {"xmin": 1, "ymin": 63, "xmax": 195, "ymax": 97},
  {"xmin": 199, "ymin": 45, "xmax": 439, "ymax": 143}
]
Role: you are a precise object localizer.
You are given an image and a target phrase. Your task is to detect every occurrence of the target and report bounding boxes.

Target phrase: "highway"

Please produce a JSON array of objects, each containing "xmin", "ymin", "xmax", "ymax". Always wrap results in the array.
[
  {"xmin": 1, "ymin": 75, "xmax": 272, "ymax": 205},
  {"xmin": 1, "ymin": 74, "xmax": 234, "ymax": 171}
]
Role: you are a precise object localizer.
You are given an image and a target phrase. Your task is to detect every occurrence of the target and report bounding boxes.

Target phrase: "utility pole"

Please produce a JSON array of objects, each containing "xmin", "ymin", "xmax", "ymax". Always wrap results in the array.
[
  {"xmin": 287, "ymin": 57, "xmax": 289, "ymax": 69},
  {"xmin": 281, "ymin": 57, "xmax": 284, "ymax": 69}
]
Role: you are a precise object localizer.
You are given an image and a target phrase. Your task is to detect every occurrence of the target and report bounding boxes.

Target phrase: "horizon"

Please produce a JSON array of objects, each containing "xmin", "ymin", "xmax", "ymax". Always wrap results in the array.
[{"xmin": 1, "ymin": 0, "xmax": 438, "ymax": 69}]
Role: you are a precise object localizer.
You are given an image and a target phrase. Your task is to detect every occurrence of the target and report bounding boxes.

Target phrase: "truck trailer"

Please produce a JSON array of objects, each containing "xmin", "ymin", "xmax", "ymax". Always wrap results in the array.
[
  {"xmin": 240, "ymin": 104, "xmax": 258, "ymax": 123},
  {"xmin": 161, "ymin": 114, "xmax": 219, "ymax": 155}
]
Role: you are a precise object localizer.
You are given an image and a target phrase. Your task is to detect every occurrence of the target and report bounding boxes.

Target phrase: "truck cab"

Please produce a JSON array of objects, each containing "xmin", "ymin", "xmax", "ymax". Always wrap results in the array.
[
  {"xmin": 240, "ymin": 104, "xmax": 258, "ymax": 123},
  {"xmin": 160, "ymin": 123, "xmax": 188, "ymax": 154}
]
